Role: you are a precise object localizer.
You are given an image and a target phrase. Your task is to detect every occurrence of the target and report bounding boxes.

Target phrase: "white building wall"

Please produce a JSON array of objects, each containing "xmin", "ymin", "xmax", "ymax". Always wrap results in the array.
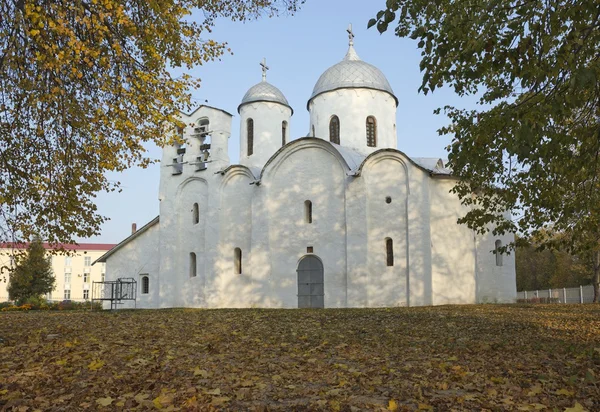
[
  {"xmin": 262, "ymin": 140, "xmax": 348, "ymax": 308},
  {"xmin": 239, "ymin": 102, "xmax": 292, "ymax": 169},
  {"xmin": 309, "ymin": 89, "xmax": 397, "ymax": 153},
  {"xmin": 429, "ymin": 178, "xmax": 477, "ymax": 305},
  {"xmin": 104, "ymin": 224, "xmax": 160, "ymax": 309},
  {"xmin": 476, "ymin": 228, "xmax": 517, "ymax": 303},
  {"xmin": 362, "ymin": 154, "xmax": 409, "ymax": 307}
]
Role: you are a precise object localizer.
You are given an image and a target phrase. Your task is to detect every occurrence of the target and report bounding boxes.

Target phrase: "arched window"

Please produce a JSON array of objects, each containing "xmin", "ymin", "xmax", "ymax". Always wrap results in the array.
[
  {"xmin": 234, "ymin": 248, "xmax": 242, "ymax": 274},
  {"xmin": 141, "ymin": 276, "xmax": 149, "ymax": 294},
  {"xmin": 282, "ymin": 121, "xmax": 288, "ymax": 146},
  {"xmin": 329, "ymin": 116, "xmax": 340, "ymax": 144},
  {"xmin": 189, "ymin": 252, "xmax": 197, "ymax": 278},
  {"xmin": 386, "ymin": 238, "xmax": 394, "ymax": 267},
  {"xmin": 495, "ymin": 240, "xmax": 503, "ymax": 267},
  {"xmin": 304, "ymin": 200, "xmax": 313, "ymax": 224},
  {"xmin": 197, "ymin": 117, "xmax": 210, "ymax": 138},
  {"xmin": 247, "ymin": 118, "xmax": 254, "ymax": 156},
  {"xmin": 312, "ymin": 125, "xmax": 315, "ymax": 137},
  {"xmin": 366, "ymin": 116, "xmax": 377, "ymax": 147},
  {"xmin": 193, "ymin": 203, "xmax": 199, "ymax": 224}
]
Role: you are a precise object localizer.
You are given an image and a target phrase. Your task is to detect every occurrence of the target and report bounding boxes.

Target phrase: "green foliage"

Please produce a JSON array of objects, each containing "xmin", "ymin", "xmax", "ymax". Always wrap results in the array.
[
  {"xmin": 7, "ymin": 236, "xmax": 55, "ymax": 304},
  {"xmin": 371, "ymin": 0, "xmax": 600, "ymax": 298},
  {"xmin": 0, "ymin": 0, "xmax": 304, "ymax": 246}
]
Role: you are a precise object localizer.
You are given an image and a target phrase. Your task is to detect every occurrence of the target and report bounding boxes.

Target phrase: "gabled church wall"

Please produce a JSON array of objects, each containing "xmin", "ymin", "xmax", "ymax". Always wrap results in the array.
[
  {"xmin": 210, "ymin": 169, "xmax": 255, "ymax": 307},
  {"xmin": 429, "ymin": 178, "xmax": 477, "ymax": 305},
  {"xmin": 361, "ymin": 153, "xmax": 409, "ymax": 307},
  {"xmin": 105, "ymin": 223, "xmax": 160, "ymax": 309},
  {"xmin": 262, "ymin": 141, "xmax": 349, "ymax": 308}
]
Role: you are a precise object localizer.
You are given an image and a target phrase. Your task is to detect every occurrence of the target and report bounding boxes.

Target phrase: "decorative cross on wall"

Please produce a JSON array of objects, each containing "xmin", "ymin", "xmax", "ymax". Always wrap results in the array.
[{"xmin": 260, "ymin": 58, "xmax": 269, "ymax": 81}]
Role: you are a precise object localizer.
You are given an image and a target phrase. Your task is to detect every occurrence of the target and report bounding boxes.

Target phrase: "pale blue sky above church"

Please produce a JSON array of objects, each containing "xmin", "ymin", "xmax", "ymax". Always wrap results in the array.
[{"xmin": 87, "ymin": 0, "xmax": 478, "ymax": 244}]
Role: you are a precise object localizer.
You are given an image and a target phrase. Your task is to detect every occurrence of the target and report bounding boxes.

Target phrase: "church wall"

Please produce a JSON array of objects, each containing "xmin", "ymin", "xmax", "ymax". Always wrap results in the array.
[
  {"xmin": 345, "ymin": 176, "xmax": 369, "ymax": 307},
  {"xmin": 405, "ymin": 164, "xmax": 433, "ymax": 307},
  {"xmin": 104, "ymin": 223, "xmax": 160, "ymax": 309},
  {"xmin": 262, "ymin": 141, "xmax": 348, "ymax": 308},
  {"xmin": 210, "ymin": 170, "xmax": 255, "ymax": 307},
  {"xmin": 239, "ymin": 102, "xmax": 292, "ymax": 169},
  {"xmin": 476, "ymin": 226, "xmax": 517, "ymax": 303},
  {"xmin": 362, "ymin": 154, "xmax": 409, "ymax": 307},
  {"xmin": 309, "ymin": 89, "xmax": 397, "ymax": 153},
  {"xmin": 174, "ymin": 178, "xmax": 209, "ymax": 308},
  {"xmin": 429, "ymin": 178, "xmax": 477, "ymax": 305}
]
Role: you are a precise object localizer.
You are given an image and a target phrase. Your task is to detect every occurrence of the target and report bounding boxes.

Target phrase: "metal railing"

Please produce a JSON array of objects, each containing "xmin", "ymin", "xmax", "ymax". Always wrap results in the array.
[{"xmin": 516, "ymin": 285, "xmax": 595, "ymax": 303}]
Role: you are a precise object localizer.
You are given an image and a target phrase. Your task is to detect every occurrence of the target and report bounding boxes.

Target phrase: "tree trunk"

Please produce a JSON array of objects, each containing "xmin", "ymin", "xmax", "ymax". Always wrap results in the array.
[{"xmin": 594, "ymin": 250, "xmax": 600, "ymax": 303}]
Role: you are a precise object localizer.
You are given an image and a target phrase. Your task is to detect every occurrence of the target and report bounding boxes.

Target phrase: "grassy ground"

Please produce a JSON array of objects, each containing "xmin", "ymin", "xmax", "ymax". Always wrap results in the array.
[{"xmin": 0, "ymin": 305, "xmax": 599, "ymax": 411}]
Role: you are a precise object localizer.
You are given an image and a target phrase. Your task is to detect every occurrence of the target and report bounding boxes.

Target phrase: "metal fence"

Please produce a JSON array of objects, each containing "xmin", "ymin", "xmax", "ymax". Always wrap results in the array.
[{"xmin": 516, "ymin": 285, "xmax": 595, "ymax": 303}]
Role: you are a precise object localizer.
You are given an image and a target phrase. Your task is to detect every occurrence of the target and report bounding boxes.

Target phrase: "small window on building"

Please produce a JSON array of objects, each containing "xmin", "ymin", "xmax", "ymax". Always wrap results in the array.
[
  {"xmin": 304, "ymin": 200, "xmax": 313, "ymax": 224},
  {"xmin": 64, "ymin": 272, "xmax": 71, "ymax": 284},
  {"xmin": 312, "ymin": 125, "xmax": 315, "ymax": 137},
  {"xmin": 193, "ymin": 203, "xmax": 199, "ymax": 224},
  {"xmin": 84, "ymin": 256, "xmax": 91, "ymax": 267},
  {"xmin": 282, "ymin": 121, "xmax": 288, "ymax": 146},
  {"xmin": 83, "ymin": 290, "xmax": 89, "ymax": 300},
  {"xmin": 64, "ymin": 289, "xmax": 71, "ymax": 300},
  {"xmin": 386, "ymin": 238, "xmax": 394, "ymax": 267},
  {"xmin": 83, "ymin": 273, "xmax": 89, "ymax": 283},
  {"xmin": 385, "ymin": 196, "xmax": 392, "ymax": 204},
  {"xmin": 307, "ymin": 246, "xmax": 314, "ymax": 253},
  {"xmin": 329, "ymin": 115, "xmax": 340, "ymax": 144},
  {"xmin": 234, "ymin": 248, "xmax": 242, "ymax": 275},
  {"xmin": 196, "ymin": 118, "xmax": 210, "ymax": 138},
  {"xmin": 65, "ymin": 256, "xmax": 72, "ymax": 267},
  {"xmin": 495, "ymin": 240, "xmax": 503, "ymax": 267},
  {"xmin": 247, "ymin": 118, "xmax": 254, "ymax": 156},
  {"xmin": 366, "ymin": 116, "xmax": 377, "ymax": 147},
  {"xmin": 189, "ymin": 253, "xmax": 197, "ymax": 278},
  {"xmin": 141, "ymin": 275, "xmax": 149, "ymax": 294},
  {"xmin": 101, "ymin": 273, "xmax": 105, "ymax": 282}
]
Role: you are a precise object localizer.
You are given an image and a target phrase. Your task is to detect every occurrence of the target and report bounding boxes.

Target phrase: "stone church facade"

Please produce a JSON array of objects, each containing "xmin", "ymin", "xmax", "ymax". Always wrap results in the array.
[{"xmin": 97, "ymin": 34, "xmax": 516, "ymax": 309}]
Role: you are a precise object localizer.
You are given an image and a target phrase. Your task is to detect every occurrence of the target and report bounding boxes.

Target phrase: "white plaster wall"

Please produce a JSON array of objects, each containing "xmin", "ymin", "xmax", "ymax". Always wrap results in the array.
[
  {"xmin": 262, "ymin": 140, "xmax": 349, "ymax": 308},
  {"xmin": 476, "ymin": 227, "xmax": 517, "ymax": 303},
  {"xmin": 211, "ymin": 169, "xmax": 255, "ymax": 307},
  {"xmin": 309, "ymin": 89, "xmax": 397, "ymax": 154},
  {"xmin": 239, "ymin": 102, "xmax": 292, "ymax": 169},
  {"xmin": 429, "ymin": 178, "xmax": 477, "ymax": 305},
  {"xmin": 362, "ymin": 154, "xmax": 409, "ymax": 306},
  {"xmin": 105, "ymin": 223, "xmax": 160, "ymax": 309},
  {"xmin": 175, "ymin": 178, "xmax": 208, "ymax": 307}
]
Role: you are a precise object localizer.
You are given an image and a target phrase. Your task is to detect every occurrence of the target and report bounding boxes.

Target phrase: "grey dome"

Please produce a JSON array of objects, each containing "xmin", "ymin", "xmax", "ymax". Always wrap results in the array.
[
  {"xmin": 308, "ymin": 46, "xmax": 398, "ymax": 109},
  {"xmin": 238, "ymin": 81, "xmax": 293, "ymax": 114}
]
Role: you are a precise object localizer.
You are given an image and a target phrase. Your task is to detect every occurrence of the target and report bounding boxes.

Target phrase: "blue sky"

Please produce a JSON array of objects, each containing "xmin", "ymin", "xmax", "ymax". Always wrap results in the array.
[{"xmin": 86, "ymin": 0, "xmax": 478, "ymax": 244}]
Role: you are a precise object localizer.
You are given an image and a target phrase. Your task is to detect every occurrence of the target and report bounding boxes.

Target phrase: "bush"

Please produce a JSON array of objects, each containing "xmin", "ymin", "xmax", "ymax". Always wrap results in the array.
[{"xmin": 0, "ymin": 299, "xmax": 103, "ymax": 311}]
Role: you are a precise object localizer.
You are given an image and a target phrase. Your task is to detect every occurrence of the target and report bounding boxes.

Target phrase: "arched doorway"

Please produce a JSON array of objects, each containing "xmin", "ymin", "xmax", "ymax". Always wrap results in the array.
[{"xmin": 297, "ymin": 255, "xmax": 324, "ymax": 308}]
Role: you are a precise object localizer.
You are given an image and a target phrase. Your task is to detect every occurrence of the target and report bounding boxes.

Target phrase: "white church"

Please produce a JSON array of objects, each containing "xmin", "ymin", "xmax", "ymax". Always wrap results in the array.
[{"xmin": 96, "ymin": 28, "xmax": 516, "ymax": 309}]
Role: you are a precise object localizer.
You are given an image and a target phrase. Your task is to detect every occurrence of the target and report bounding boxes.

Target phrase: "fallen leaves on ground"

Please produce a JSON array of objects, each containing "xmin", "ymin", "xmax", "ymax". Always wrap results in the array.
[{"xmin": 0, "ymin": 305, "xmax": 599, "ymax": 410}]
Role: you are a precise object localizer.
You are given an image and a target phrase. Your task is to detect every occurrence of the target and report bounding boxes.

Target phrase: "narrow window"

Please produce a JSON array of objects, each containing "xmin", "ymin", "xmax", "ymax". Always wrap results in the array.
[
  {"xmin": 304, "ymin": 200, "xmax": 313, "ymax": 224},
  {"xmin": 495, "ymin": 240, "xmax": 503, "ymax": 267},
  {"xmin": 189, "ymin": 253, "xmax": 197, "ymax": 278},
  {"xmin": 329, "ymin": 116, "xmax": 340, "ymax": 144},
  {"xmin": 101, "ymin": 272, "xmax": 105, "ymax": 282},
  {"xmin": 366, "ymin": 116, "xmax": 377, "ymax": 147},
  {"xmin": 193, "ymin": 203, "xmax": 199, "ymax": 224},
  {"xmin": 141, "ymin": 276, "xmax": 149, "ymax": 294},
  {"xmin": 83, "ymin": 272, "xmax": 89, "ymax": 283},
  {"xmin": 197, "ymin": 118, "xmax": 210, "ymax": 138},
  {"xmin": 312, "ymin": 125, "xmax": 315, "ymax": 137},
  {"xmin": 386, "ymin": 238, "xmax": 394, "ymax": 267},
  {"xmin": 84, "ymin": 256, "xmax": 91, "ymax": 267},
  {"xmin": 65, "ymin": 256, "xmax": 72, "ymax": 266},
  {"xmin": 247, "ymin": 118, "xmax": 254, "ymax": 156},
  {"xmin": 234, "ymin": 248, "xmax": 242, "ymax": 275},
  {"xmin": 64, "ymin": 289, "xmax": 71, "ymax": 300},
  {"xmin": 307, "ymin": 246, "xmax": 314, "ymax": 253},
  {"xmin": 282, "ymin": 121, "xmax": 288, "ymax": 146},
  {"xmin": 83, "ymin": 290, "xmax": 89, "ymax": 300}
]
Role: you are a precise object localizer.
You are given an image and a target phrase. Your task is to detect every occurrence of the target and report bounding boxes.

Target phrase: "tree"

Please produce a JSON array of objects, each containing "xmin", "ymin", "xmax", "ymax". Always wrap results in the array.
[
  {"xmin": 370, "ymin": 0, "xmax": 600, "ymax": 300},
  {"xmin": 0, "ymin": 0, "xmax": 303, "ymax": 246},
  {"xmin": 8, "ymin": 236, "xmax": 55, "ymax": 303}
]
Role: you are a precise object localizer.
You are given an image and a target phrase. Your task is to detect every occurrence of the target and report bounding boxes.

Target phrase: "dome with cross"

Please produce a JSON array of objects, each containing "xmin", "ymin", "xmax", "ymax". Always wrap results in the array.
[{"xmin": 238, "ymin": 58, "xmax": 292, "ymax": 114}]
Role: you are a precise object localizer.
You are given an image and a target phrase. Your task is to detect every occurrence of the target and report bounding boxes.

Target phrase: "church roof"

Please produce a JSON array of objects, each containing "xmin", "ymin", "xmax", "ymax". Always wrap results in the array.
[
  {"xmin": 238, "ymin": 81, "xmax": 293, "ymax": 114},
  {"xmin": 308, "ymin": 45, "xmax": 398, "ymax": 109}
]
